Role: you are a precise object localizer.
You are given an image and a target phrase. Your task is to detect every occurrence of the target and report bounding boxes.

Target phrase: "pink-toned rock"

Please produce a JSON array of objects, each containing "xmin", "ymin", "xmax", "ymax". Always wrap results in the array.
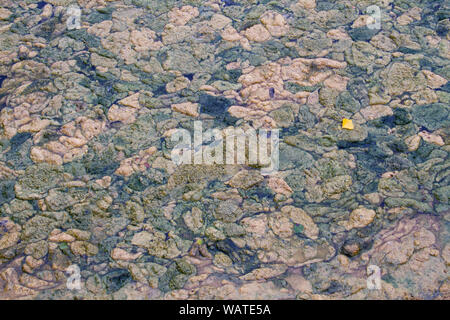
[
  {"xmin": 0, "ymin": 8, "xmax": 12, "ymax": 20},
  {"xmin": 243, "ymin": 24, "xmax": 271, "ymax": 42},
  {"xmin": 324, "ymin": 74, "xmax": 349, "ymax": 91},
  {"xmin": 59, "ymin": 136, "xmax": 88, "ymax": 148},
  {"xmin": 352, "ymin": 15, "xmax": 374, "ymax": 28},
  {"xmin": 267, "ymin": 176, "xmax": 293, "ymax": 196},
  {"xmin": 115, "ymin": 147, "xmax": 157, "ymax": 177},
  {"xmin": 79, "ymin": 118, "xmax": 104, "ymax": 140},
  {"xmin": 168, "ymin": 5, "xmax": 199, "ymax": 26},
  {"xmin": 268, "ymin": 212, "xmax": 293, "ymax": 238},
  {"xmin": 227, "ymin": 105, "xmax": 266, "ymax": 118},
  {"xmin": 108, "ymin": 104, "xmax": 136, "ymax": 124},
  {"xmin": 397, "ymin": 14, "xmax": 414, "ymax": 26},
  {"xmin": 237, "ymin": 37, "xmax": 251, "ymax": 51},
  {"xmin": 30, "ymin": 147, "xmax": 63, "ymax": 166},
  {"xmin": 60, "ymin": 121, "xmax": 76, "ymax": 136},
  {"xmin": 0, "ymin": 218, "xmax": 21, "ymax": 250},
  {"xmin": 312, "ymin": 58, "xmax": 347, "ymax": 69},
  {"xmin": 166, "ymin": 76, "xmax": 190, "ymax": 93},
  {"xmin": 91, "ymin": 52, "xmax": 117, "ymax": 69},
  {"xmin": 45, "ymin": 141, "xmax": 68, "ymax": 155},
  {"xmin": 297, "ymin": 0, "xmax": 316, "ymax": 9},
  {"xmin": 341, "ymin": 207, "xmax": 376, "ymax": 230},
  {"xmin": 253, "ymin": 115, "xmax": 277, "ymax": 129},
  {"xmin": 285, "ymin": 274, "xmax": 313, "ymax": 293},
  {"xmin": 327, "ymin": 28, "xmax": 351, "ymax": 40},
  {"xmin": 131, "ymin": 28, "xmax": 162, "ymax": 52},
  {"xmin": 227, "ymin": 170, "xmax": 265, "ymax": 189},
  {"xmin": 209, "ymin": 14, "xmax": 232, "ymax": 30},
  {"xmin": 422, "ymin": 70, "xmax": 448, "ymax": 89},
  {"xmin": 87, "ymin": 20, "xmax": 112, "ymax": 37},
  {"xmin": 115, "ymin": 159, "xmax": 134, "ymax": 177},
  {"xmin": 67, "ymin": 229, "xmax": 91, "ymax": 241},
  {"xmin": 360, "ymin": 105, "xmax": 393, "ymax": 120},
  {"xmin": 70, "ymin": 241, "xmax": 98, "ymax": 256},
  {"xmin": 260, "ymin": 11, "xmax": 289, "ymax": 37},
  {"xmin": 240, "ymin": 264, "xmax": 287, "ymax": 280},
  {"xmin": 419, "ymin": 131, "xmax": 445, "ymax": 146},
  {"xmin": 281, "ymin": 206, "xmax": 319, "ymax": 240},
  {"xmin": 0, "ymin": 164, "xmax": 17, "ymax": 180},
  {"xmin": 95, "ymin": 176, "xmax": 112, "ymax": 188},
  {"xmin": 397, "ymin": 7, "xmax": 422, "ymax": 26},
  {"xmin": 0, "ymin": 268, "xmax": 37, "ymax": 298},
  {"xmin": 211, "ymin": 189, "xmax": 242, "ymax": 202},
  {"xmin": 363, "ymin": 193, "xmax": 382, "ymax": 205},
  {"xmin": 118, "ymin": 93, "xmax": 140, "ymax": 108},
  {"xmin": 172, "ymin": 102, "xmax": 199, "ymax": 117},
  {"xmin": 405, "ymin": 135, "xmax": 421, "ymax": 151},
  {"xmin": 24, "ymin": 255, "xmax": 44, "ymax": 271},
  {"xmin": 48, "ymin": 232, "xmax": 75, "ymax": 243},
  {"xmin": 18, "ymin": 118, "xmax": 50, "ymax": 133},
  {"xmin": 19, "ymin": 274, "xmax": 50, "ymax": 289},
  {"xmin": 281, "ymin": 61, "xmax": 309, "ymax": 81},
  {"xmin": 62, "ymin": 146, "xmax": 88, "ymax": 163},
  {"xmin": 309, "ymin": 70, "xmax": 332, "ymax": 85},
  {"xmin": 221, "ymin": 26, "xmax": 242, "ymax": 41},
  {"xmin": 111, "ymin": 248, "xmax": 142, "ymax": 261},
  {"xmin": 241, "ymin": 215, "xmax": 268, "ymax": 236},
  {"xmin": 442, "ymin": 244, "xmax": 450, "ymax": 265}
]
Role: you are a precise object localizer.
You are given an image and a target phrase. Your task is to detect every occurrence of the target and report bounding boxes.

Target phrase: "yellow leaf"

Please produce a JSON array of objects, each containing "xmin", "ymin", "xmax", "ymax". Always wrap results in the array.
[{"xmin": 342, "ymin": 118, "xmax": 354, "ymax": 130}]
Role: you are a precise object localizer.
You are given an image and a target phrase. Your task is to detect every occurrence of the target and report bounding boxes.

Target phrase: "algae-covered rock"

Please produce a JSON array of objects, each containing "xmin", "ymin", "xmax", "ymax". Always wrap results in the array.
[
  {"xmin": 128, "ymin": 262, "xmax": 166, "ymax": 288},
  {"xmin": 214, "ymin": 200, "xmax": 242, "ymax": 223},
  {"xmin": 278, "ymin": 144, "xmax": 314, "ymax": 171},
  {"xmin": 70, "ymin": 241, "xmax": 99, "ymax": 256},
  {"xmin": 24, "ymin": 240, "xmax": 48, "ymax": 260},
  {"xmin": 125, "ymin": 201, "xmax": 145, "ymax": 223},
  {"xmin": 281, "ymin": 206, "xmax": 319, "ymax": 240},
  {"xmin": 131, "ymin": 230, "xmax": 190, "ymax": 259},
  {"xmin": 382, "ymin": 62, "xmax": 425, "ymax": 96},
  {"xmin": 45, "ymin": 188, "xmax": 77, "ymax": 211},
  {"xmin": 226, "ymin": 170, "xmax": 264, "ymax": 190},
  {"xmin": 112, "ymin": 114, "xmax": 158, "ymax": 156},
  {"xmin": 335, "ymin": 124, "xmax": 368, "ymax": 142},
  {"xmin": 322, "ymin": 175, "xmax": 353, "ymax": 198},
  {"xmin": 213, "ymin": 252, "xmax": 233, "ymax": 268},
  {"xmin": 162, "ymin": 49, "xmax": 200, "ymax": 74},
  {"xmin": 158, "ymin": 258, "xmax": 196, "ymax": 292},
  {"xmin": 21, "ymin": 215, "xmax": 56, "ymax": 242},
  {"xmin": 340, "ymin": 207, "xmax": 376, "ymax": 230},
  {"xmin": 15, "ymin": 163, "xmax": 64, "ymax": 200},
  {"xmin": 269, "ymin": 105, "xmax": 295, "ymax": 128},
  {"xmin": 0, "ymin": 218, "xmax": 21, "ymax": 250},
  {"xmin": 384, "ymin": 197, "xmax": 433, "ymax": 213},
  {"xmin": 205, "ymin": 226, "xmax": 226, "ymax": 241},
  {"xmin": 412, "ymin": 103, "xmax": 449, "ymax": 131},
  {"xmin": 103, "ymin": 269, "xmax": 132, "ymax": 294}
]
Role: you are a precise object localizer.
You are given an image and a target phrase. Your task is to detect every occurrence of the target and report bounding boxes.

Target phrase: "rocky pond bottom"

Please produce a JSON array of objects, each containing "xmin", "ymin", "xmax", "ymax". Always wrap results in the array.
[{"xmin": 0, "ymin": 0, "xmax": 449, "ymax": 300}]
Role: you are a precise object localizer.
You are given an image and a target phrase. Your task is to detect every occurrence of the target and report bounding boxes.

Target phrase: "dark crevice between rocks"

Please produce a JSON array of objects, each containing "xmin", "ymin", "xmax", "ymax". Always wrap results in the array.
[{"xmin": 0, "ymin": 75, "xmax": 6, "ymax": 88}]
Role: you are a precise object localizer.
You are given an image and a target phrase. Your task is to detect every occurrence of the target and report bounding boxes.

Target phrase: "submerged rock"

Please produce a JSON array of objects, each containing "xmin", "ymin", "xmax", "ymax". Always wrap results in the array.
[
  {"xmin": 0, "ymin": 0, "xmax": 447, "ymax": 300},
  {"xmin": 15, "ymin": 163, "xmax": 64, "ymax": 200},
  {"xmin": 412, "ymin": 103, "xmax": 449, "ymax": 131}
]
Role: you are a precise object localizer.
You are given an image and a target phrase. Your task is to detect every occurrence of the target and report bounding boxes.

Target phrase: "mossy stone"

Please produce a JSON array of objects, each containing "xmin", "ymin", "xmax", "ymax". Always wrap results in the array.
[
  {"xmin": 412, "ymin": 103, "xmax": 449, "ymax": 131},
  {"xmin": 15, "ymin": 163, "xmax": 64, "ymax": 200},
  {"xmin": 103, "ymin": 269, "xmax": 132, "ymax": 294},
  {"xmin": 0, "ymin": 181, "xmax": 15, "ymax": 205}
]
